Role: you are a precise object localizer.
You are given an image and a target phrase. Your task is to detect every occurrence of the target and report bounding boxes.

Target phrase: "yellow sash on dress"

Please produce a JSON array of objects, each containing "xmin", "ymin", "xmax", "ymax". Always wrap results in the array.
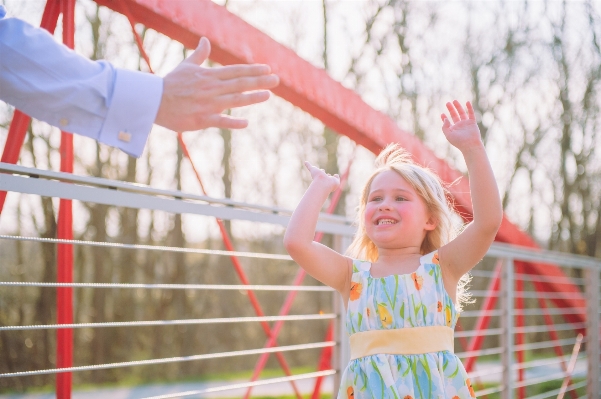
[{"xmin": 350, "ymin": 326, "xmax": 454, "ymax": 360}]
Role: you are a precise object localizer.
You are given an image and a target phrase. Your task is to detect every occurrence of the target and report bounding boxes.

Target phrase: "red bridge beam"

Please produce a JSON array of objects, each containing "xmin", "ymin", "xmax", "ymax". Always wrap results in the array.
[{"xmin": 93, "ymin": 0, "xmax": 585, "ymax": 318}]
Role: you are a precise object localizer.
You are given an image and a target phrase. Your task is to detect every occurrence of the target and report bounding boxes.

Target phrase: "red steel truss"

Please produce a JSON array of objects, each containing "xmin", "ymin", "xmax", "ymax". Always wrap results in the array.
[
  {"xmin": 90, "ymin": 0, "xmax": 584, "ymax": 319},
  {"xmin": 0, "ymin": 1, "xmax": 589, "ymax": 398}
]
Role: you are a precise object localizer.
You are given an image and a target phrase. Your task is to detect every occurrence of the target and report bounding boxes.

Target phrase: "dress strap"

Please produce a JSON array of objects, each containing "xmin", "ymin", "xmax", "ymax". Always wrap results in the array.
[
  {"xmin": 352, "ymin": 259, "xmax": 372, "ymax": 273},
  {"xmin": 419, "ymin": 250, "xmax": 440, "ymax": 266}
]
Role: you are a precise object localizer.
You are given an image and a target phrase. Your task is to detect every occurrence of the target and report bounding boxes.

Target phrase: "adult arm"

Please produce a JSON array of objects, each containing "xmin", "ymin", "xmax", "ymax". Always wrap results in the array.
[
  {"xmin": 0, "ymin": 7, "xmax": 279, "ymax": 157},
  {"xmin": 0, "ymin": 8, "xmax": 162, "ymax": 157}
]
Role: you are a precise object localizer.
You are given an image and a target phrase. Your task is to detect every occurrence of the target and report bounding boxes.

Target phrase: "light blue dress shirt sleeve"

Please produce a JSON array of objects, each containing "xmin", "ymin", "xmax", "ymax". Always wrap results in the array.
[{"xmin": 0, "ymin": 6, "xmax": 163, "ymax": 158}]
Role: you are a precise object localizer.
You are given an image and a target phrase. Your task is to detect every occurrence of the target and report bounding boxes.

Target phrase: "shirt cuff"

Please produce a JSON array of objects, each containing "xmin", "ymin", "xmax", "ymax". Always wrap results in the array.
[{"xmin": 98, "ymin": 68, "xmax": 163, "ymax": 158}]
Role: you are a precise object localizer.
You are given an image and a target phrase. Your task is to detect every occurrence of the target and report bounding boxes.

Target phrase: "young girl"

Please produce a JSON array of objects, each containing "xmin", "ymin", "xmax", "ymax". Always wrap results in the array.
[{"xmin": 284, "ymin": 101, "xmax": 502, "ymax": 398}]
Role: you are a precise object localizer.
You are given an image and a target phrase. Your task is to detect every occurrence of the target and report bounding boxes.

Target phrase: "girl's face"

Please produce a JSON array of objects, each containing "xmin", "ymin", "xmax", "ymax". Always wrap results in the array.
[{"xmin": 364, "ymin": 170, "xmax": 436, "ymax": 251}]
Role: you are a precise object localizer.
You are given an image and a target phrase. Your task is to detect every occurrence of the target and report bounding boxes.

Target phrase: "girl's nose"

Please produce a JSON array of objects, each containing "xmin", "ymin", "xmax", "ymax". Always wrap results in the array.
[{"xmin": 378, "ymin": 200, "xmax": 392, "ymax": 211}]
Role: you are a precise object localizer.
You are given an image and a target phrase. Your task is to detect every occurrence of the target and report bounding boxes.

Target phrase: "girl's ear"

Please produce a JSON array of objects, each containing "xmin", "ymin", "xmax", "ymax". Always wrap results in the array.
[{"xmin": 425, "ymin": 215, "xmax": 438, "ymax": 231}]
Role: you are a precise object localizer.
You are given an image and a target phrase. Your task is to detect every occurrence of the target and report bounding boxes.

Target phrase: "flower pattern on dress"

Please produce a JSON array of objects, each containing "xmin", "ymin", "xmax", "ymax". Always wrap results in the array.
[
  {"xmin": 445, "ymin": 305, "xmax": 453, "ymax": 327},
  {"xmin": 411, "ymin": 272, "xmax": 424, "ymax": 290},
  {"xmin": 350, "ymin": 281, "xmax": 363, "ymax": 301},
  {"xmin": 338, "ymin": 251, "xmax": 474, "ymax": 399},
  {"xmin": 377, "ymin": 303, "xmax": 393, "ymax": 328},
  {"xmin": 466, "ymin": 378, "xmax": 476, "ymax": 397},
  {"xmin": 347, "ymin": 386, "xmax": 355, "ymax": 398}
]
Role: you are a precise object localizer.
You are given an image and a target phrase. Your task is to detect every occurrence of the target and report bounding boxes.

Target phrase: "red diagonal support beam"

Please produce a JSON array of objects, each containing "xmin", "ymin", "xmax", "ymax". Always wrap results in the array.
[{"xmin": 91, "ymin": 0, "xmax": 586, "ymax": 325}]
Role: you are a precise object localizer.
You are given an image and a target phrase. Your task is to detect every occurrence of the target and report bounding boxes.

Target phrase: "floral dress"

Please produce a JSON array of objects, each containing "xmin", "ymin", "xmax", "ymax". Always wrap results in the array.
[{"xmin": 338, "ymin": 251, "xmax": 476, "ymax": 399}]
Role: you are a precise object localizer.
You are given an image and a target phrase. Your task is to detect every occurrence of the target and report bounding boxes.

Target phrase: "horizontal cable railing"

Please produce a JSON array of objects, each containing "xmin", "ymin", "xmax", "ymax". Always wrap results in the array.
[
  {"xmin": 456, "ymin": 347, "xmax": 505, "ymax": 359},
  {"xmin": 468, "ymin": 290, "xmax": 587, "ymax": 299},
  {"xmin": 0, "ymin": 225, "xmax": 339, "ymax": 396},
  {"xmin": 455, "ymin": 328, "xmax": 503, "ymax": 338},
  {"xmin": 513, "ymin": 322, "xmax": 586, "ymax": 334},
  {"xmin": 142, "ymin": 370, "xmax": 337, "ymax": 399},
  {"xmin": 514, "ymin": 337, "xmax": 586, "ymax": 352},
  {"xmin": 455, "ymin": 249, "xmax": 598, "ymax": 399},
  {"xmin": 0, "ymin": 281, "xmax": 334, "ymax": 291},
  {"xmin": 475, "ymin": 385, "xmax": 503, "ymax": 396},
  {"xmin": 0, "ymin": 341, "xmax": 336, "ymax": 379},
  {"xmin": 0, "ymin": 313, "xmax": 337, "ymax": 331},
  {"xmin": 525, "ymin": 380, "xmax": 588, "ymax": 399},
  {"xmin": 0, "ymin": 234, "xmax": 294, "ymax": 260},
  {"xmin": 513, "ymin": 353, "xmax": 587, "ymax": 371},
  {"xmin": 459, "ymin": 307, "xmax": 588, "ymax": 317},
  {"xmin": 467, "ymin": 365, "xmax": 504, "ymax": 378},
  {"xmin": 470, "ymin": 269, "xmax": 587, "ymax": 285},
  {"xmin": 514, "ymin": 370, "xmax": 587, "ymax": 389}
]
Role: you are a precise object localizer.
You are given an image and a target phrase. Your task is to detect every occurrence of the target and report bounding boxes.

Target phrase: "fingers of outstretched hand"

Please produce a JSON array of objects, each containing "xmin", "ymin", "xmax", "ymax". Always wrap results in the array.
[
  {"xmin": 466, "ymin": 101, "xmax": 476, "ymax": 120},
  {"xmin": 209, "ymin": 64, "xmax": 275, "ymax": 80},
  {"xmin": 215, "ymin": 75, "xmax": 280, "ymax": 95},
  {"xmin": 440, "ymin": 113, "xmax": 451, "ymax": 130},
  {"xmin": 453, "ymin": 100, "xmax": 468, "ymax": 120},
  {"xmin": 205, "ymin": 114, "xmax": 248, "ymax": 130},
  {"xmin": 215, "ymin": 91, "xmax": 271, "ymax": 110},
  {"xmin": 185, "ymin": 37, "xmax": 211, "ymax": 66},
  {"xmin": 445, "ymin": 102, "xmax": 460, "ymax": 123}
]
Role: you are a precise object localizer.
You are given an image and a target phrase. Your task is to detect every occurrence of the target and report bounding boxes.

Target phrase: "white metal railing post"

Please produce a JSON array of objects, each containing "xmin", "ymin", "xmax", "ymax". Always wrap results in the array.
[
  {"xmin": 501, "ymin": 257, "xmax": 514, "ymax": 399},
  {"xmin": 585, "ymin": 265, "xmax": 600, "ymax": 399},
  {"xmin": 333, "ymin": 234, "xmax": 352, "ymax": 395}
]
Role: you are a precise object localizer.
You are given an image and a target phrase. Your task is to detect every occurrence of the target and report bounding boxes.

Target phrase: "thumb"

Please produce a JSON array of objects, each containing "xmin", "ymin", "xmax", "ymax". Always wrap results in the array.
[
  {"xmin": 441, "ymin": 114, "xmax": 451, "ymax": 129},
  {"xmin": 185, "ymin": 37, "xmax": 211, "ymax": 65}
]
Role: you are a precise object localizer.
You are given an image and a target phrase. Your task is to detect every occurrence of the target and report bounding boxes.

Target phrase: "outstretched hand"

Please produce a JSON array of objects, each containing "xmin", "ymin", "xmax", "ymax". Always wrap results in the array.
[
  {"xmin": 155, "ymin": 37, "xmax": 279, "ymax": 132},
  {"xmin": 304, "ymin": 162, "xmax": 340, "ymax": 193},
  {"xmin": 440, "ymin": 100, "xmax": 482, "ymax": 152}
]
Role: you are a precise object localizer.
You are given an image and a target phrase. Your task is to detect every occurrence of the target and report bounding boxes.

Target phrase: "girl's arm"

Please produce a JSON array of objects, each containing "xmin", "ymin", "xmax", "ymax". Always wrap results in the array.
[
  {"xmin": 284, "ymin": 162, "xmax": 351, "ymax": 296},
  {"xmin": 439, "ymin": 101, "xmax": 503, "ymax": 281}
]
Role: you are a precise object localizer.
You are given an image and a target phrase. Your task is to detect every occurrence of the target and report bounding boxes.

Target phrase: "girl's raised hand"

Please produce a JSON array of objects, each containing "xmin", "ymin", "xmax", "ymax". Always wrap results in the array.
[
  {"xmin": 441, "ymin": 100, "xmax": 482, "ymax": 152},
  {"xmin": 304, "ymin": 161, "xmax": 340, "ymax": 192}
]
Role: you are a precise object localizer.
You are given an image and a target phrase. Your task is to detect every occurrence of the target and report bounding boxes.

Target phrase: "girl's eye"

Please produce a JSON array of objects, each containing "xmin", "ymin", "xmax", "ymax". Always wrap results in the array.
[
  {"xmin": 370, "ymin": 196, "xmax": 382, "ymax": 202},
  {"xmin": 396, "ymin": 197, "xmax": 406, "ymax": 202}
]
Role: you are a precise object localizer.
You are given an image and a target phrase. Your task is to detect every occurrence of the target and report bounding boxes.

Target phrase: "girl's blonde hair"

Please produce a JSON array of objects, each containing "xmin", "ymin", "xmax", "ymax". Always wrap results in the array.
[{"xmin": 346, "ymin": 143, "xmax": 472, "ymax": 309}]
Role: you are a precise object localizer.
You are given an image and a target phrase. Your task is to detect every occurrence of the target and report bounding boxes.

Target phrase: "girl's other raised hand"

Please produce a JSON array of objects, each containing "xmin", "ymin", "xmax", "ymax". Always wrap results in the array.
[
  {"xmin": 440, "ymin": 100, "xmax": 483, "ymax": 152},
  {"xmin": 304, "ymin": 161, "xmax": 340, "ymax": 192}
]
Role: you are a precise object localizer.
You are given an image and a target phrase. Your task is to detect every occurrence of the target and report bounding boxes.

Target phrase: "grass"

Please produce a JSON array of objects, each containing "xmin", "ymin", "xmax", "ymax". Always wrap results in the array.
[
  {"xmin": 0, "ymin": 366, "xmax": 323, "ymax": 395},
  {"xmin": 220, "ymin": 395, "xmax": 332, "ymax": 399},
  {"xmin": 1, "ymin": 364, "xmax": 589, "ymax": 398},
  {"xmin": 471, "ymin": 378, "xmax": 587, "ymax": 399}
]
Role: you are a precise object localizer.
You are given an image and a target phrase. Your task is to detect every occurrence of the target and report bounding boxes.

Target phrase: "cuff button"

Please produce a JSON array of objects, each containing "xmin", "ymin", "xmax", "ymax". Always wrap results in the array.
[{"xmin": 118, "ymin": 131, "xmax": 132, "ymax": 143}]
